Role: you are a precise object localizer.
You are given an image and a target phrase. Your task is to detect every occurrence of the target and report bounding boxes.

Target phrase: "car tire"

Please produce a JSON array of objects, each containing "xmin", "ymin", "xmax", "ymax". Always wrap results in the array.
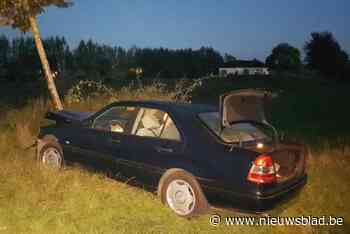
[
  {"xmin": 158, "ymin": 169, "xmax": 209, "ymax": 217},
  {"xmin": 38, "ymin": 141, "xmax": 64, "ymax": 169}
]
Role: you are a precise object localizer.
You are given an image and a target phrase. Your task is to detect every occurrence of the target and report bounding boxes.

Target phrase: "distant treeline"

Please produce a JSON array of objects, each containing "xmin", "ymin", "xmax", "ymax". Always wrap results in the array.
[
  {"xmin": 0, "ymin": 35, "xmax": 238, "ymax": 81},
  {"xmin": 1, "ymin": 32, "xmax": 348, "ymax": 83}
]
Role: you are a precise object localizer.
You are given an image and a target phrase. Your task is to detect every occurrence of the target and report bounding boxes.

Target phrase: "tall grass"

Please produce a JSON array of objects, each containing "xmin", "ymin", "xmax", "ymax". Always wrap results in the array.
[{"xmin": 0, "ymin": 78, "xmax": 349, "ymax": 233}]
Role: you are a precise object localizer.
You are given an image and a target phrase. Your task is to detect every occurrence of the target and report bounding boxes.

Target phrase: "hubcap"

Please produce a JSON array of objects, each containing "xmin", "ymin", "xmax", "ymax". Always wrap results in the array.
[
  {"xmin": 42, "ymin": 147, "xmax": 62, "ymax": 168},
  {"xmin": 166, "ymin": 179, "xmax": 196, "ymax": 216}
]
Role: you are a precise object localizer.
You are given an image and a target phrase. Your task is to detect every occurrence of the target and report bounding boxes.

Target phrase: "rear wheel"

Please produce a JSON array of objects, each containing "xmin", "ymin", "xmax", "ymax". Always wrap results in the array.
[
  {"xmin": 158, "ymin": 169, "xmax": 208, "ymax": 217},
  {"xmin": 39, "ymin": 142, "xmax": 64, "ymax": 169}
]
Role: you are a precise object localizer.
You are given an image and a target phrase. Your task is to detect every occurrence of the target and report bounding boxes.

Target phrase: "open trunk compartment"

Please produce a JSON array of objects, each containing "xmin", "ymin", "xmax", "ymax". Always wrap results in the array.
[{"xmin": 270, "ymin": 144, "xmax": 306, "ymax": 183}]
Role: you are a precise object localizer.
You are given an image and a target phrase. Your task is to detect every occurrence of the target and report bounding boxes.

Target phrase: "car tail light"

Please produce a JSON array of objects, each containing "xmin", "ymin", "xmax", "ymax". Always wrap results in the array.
[{"xmin": 247, "ymin": 154, "xmax": 276, "ymax": 184}]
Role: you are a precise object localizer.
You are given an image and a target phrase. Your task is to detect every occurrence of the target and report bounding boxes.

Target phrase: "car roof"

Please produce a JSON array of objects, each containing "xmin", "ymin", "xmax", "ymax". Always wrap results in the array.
[{"xmin": 112, "ymin": 100, "xmax": 218, "ymax": 114}]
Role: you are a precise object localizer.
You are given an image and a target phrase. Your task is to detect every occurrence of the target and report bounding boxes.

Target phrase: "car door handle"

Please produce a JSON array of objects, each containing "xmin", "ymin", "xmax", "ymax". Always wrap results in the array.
[{"xmin": 155, "ymin": 146, "xmax": 173, "ymax": 153}]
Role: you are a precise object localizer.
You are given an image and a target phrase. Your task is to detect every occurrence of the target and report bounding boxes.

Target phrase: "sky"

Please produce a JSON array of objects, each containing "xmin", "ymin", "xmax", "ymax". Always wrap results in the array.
[{"xmin": 0, "ymin": 0, "xmax": 349, "ymax": 61}]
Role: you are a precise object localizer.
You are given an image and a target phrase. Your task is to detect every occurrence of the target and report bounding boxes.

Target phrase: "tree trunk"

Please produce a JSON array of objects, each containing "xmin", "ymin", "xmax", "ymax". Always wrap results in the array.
[{"xmin": 29, "ymin": 16, "xmax": 63, "ymax": 110}]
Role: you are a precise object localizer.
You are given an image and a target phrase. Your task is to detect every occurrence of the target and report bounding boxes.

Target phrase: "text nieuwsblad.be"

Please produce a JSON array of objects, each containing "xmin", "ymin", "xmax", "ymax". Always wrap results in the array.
[{"xmin": 224, "ymin": 215, "xmax": 344, "ymax": 226}]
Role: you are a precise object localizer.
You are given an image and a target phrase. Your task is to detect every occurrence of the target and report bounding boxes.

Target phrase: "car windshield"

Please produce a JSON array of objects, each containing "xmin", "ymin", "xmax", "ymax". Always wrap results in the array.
[{"xmin": 198, "ymin": 112, "xmax": 272, "ymax": 143}]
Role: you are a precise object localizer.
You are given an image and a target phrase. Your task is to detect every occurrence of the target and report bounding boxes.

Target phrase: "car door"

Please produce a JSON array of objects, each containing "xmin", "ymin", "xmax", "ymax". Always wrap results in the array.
[
  {"xmin": 59, "ymin": 124, "xmax": 96, "ymax": 166},
  {"xmin": 121, "ymin": 107, "xmax": 185, "ymax": 189},
  {"xmin": 86, "ymin": 105, "xmax": 139, "ymax": 174},
  {"xmin": 63, "ymin": 105, "xmax": 139, "ymax": 174}
]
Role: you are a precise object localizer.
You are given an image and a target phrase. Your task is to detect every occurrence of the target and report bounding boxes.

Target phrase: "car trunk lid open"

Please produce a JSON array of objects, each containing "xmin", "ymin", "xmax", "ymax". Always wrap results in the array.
[
  {"xmin": 219, "ymin": 89, "xmax": 306, "ymax": 184},
  {"xmin": 219, "ymin": 89, "xmax": 272, "ymax": 128}
]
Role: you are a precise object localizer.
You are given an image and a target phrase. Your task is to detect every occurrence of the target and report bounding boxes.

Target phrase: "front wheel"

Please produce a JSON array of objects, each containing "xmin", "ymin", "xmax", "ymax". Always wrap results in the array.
[
  {"xmin": 39, "ymin": 142, "xmax": 64, "ymax": 169},
  {"xmin": 158, "ymin": 169, "xmax": 208, "ymax": 217}
]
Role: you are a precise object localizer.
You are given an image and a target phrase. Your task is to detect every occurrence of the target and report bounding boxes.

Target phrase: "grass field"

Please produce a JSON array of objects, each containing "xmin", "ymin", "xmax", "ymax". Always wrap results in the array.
[{"xmin": 0, "ymin": 76, "xmax": 349, "ymax": 233}]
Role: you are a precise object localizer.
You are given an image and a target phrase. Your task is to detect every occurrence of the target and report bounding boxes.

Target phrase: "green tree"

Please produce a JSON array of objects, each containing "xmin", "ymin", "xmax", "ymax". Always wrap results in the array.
[
  {"xmin": 223, "ymin": 53, "xmax": 236, "ymax": 63},
  {"xmin": 0, "ymin": 35, "xmax": 10, "ymax": 79},
  {"xmin": 43, "ymin": 36, "xmax": 70, "ymax": 76},
  {"xmin": 266, "ymin": 43, "xmax": 301, "ymax": 71},
  {"xmin": 10, "ymin": 37, "xmax": 41, "ymax": 81},
  {"xmin": 304, "ymin": 32, "xmax": 349, "ymax": 79},
  {"xmin": 0, "ymin": 0, "xmax": 73, "ymax": 110},
  {"xmin": 73, "ymin": 39, "xmax": 118, "ymax": 79}
]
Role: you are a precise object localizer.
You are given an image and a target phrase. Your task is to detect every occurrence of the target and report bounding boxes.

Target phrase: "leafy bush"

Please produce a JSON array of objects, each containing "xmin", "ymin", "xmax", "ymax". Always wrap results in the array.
[
  {"xmin": 65, "ymin": 78, "xmax": 203, "ymax": 107},
  {"xmin": 65, "ymin": 80, "xmax": 115, "ymax": 104}
]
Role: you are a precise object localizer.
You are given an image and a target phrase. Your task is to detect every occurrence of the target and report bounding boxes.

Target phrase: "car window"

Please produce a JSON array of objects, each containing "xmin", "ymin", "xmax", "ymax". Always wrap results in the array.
[
  {"xmin": 133, "ymin": 108, "xmax": 181, "ymax": 141},
  {"xmin": 92, "ymin": 106, "xmax": 139, "ymax": 134}
]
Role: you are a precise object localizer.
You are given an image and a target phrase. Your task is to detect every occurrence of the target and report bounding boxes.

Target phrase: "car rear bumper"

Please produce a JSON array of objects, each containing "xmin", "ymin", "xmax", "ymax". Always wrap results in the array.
[
  {"xmin": 201, "ymin": 174, "xmax": 307, "ymax": 212},
  {"xmin": 250, "ymin": 174, "xmax": 307, "ymax": 211}
]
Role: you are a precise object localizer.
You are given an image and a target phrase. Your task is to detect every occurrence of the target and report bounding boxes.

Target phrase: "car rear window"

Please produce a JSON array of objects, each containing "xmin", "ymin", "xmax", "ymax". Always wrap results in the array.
[{"xmin": 198, "ymin": 112, "xmax": 271, "ymax": 143}]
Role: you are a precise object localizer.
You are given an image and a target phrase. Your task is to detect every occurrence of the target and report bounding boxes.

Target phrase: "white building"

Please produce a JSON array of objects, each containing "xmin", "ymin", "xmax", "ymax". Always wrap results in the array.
[
  {"xmin": 219, "ymin": 60, "xmax": 270, "ymax": 77},
  {"xmin": 219, "ymin": 67, "xmax": 270, "ymax": 76}
]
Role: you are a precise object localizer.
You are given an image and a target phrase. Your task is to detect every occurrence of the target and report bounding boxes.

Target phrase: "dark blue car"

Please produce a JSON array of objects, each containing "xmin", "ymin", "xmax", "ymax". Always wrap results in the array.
[{"xmin": 37, "ymin": 89, "xmax": 307, "ymax": 217}]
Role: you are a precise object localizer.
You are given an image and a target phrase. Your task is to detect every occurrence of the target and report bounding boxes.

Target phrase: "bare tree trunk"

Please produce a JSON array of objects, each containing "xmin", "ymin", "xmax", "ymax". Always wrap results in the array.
[{"xmin": 29, "ymin": 16, "xmax": 63, "ymax": 110}]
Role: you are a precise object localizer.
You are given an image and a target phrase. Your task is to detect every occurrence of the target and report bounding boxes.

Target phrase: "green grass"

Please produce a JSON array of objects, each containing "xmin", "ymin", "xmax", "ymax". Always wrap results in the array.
[
  {"xmin": 0, "ymin": 138, "xmax": 349, "ymax": 234},
  {"xmin": 0, "ymin": 76, "xmax": 350, "ymax": 233}
]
